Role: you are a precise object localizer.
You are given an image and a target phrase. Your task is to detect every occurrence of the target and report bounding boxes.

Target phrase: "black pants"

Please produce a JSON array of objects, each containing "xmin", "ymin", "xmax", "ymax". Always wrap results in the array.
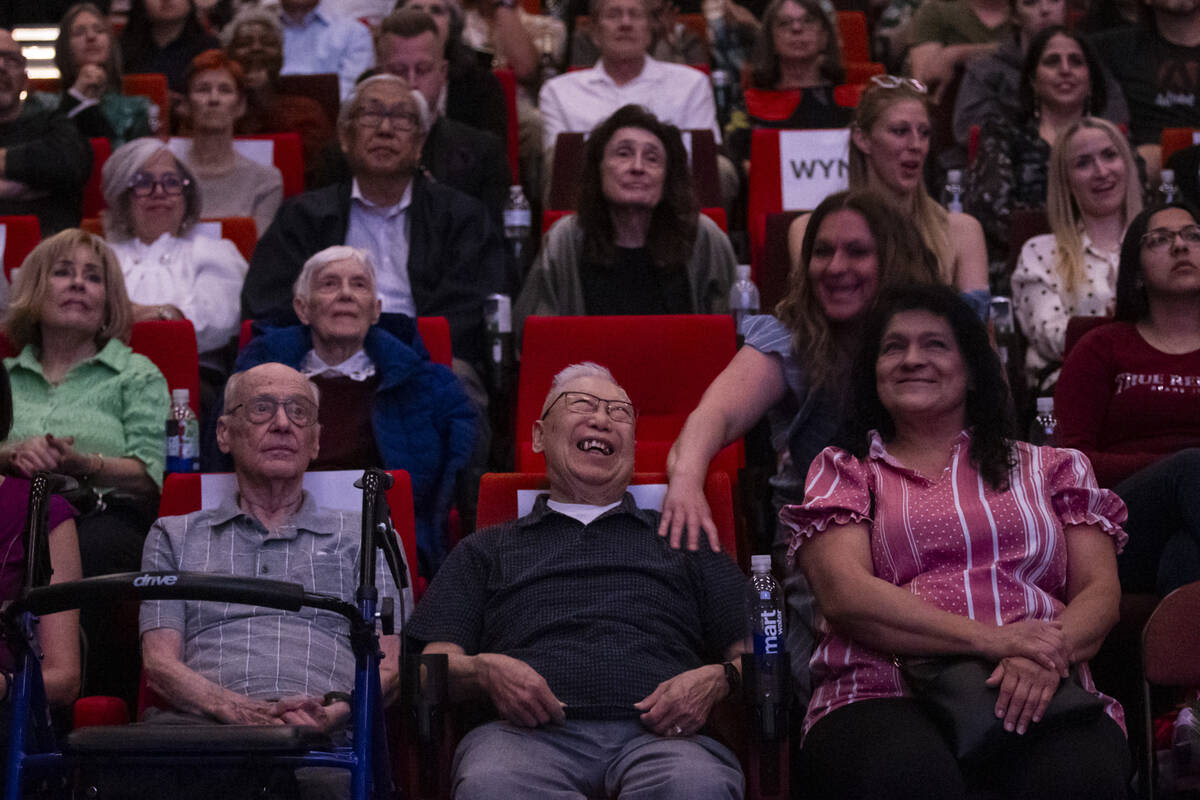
[
  {"xmin": 798, "ymin": 697, "xmax": 1130, "ymax": 800},
  {"xmin": 1115, "ymin": 448, "xmax": 1200, "ymax": 595}
]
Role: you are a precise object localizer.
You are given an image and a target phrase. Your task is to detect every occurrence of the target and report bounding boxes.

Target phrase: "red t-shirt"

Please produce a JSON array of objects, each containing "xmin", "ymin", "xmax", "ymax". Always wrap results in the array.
[{"xmin": 1056, "ymin": 321, "xmax": 1200, "ymax": 487}]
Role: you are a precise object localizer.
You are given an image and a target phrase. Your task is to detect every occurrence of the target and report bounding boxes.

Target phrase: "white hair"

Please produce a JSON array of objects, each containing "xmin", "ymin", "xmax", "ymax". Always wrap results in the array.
[
  {"xmin": 219, "ymin": 5, "xmax": 282, "ymax": 48},
  {"xmin": 339, "ymin": 73, "xmax": 432, "ymax": 136},
  {"xmin": 100, "ymin": 137, "xmax": 200, "ymax": 240},
  {"xmin": 541, "ymin": 362, "xmax": 623, "ymax": 414},
  {"xmin": 223, "ymin": 365, "xmax": 321, "ymax": 411},
  {"xmin": 293, "ymin": 245, "xmax": 378, "ymax": 303}
]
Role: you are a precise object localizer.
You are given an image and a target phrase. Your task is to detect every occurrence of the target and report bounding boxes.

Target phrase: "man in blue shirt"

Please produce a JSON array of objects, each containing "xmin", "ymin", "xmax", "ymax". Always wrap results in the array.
[{"xmin": 278, "ymin": 0, "xmax": 375, "ymax": 98}]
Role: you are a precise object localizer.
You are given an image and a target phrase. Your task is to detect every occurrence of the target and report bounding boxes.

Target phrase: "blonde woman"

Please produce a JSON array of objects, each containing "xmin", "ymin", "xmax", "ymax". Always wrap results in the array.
[
  {"xmin": 1012, "ymin": 116, "xmax": 1141, "ymax": 388},
  {"xmin": 787, "ymin": 77, "xmax": 990, "ymax": 316}
]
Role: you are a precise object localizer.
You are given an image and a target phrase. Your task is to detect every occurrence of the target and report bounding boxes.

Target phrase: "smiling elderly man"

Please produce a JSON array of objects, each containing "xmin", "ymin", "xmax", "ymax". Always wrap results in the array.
[
  {"xmin": 140, "ymin": 363, "xmax": 406, "ymax": 747},
  {"xmin": 406, "ymin": 362, "xmax": 748, "ymax": 800},
  {"xmin": 233, "ymin": 245, "xmax": 477, "ymax": 573}
]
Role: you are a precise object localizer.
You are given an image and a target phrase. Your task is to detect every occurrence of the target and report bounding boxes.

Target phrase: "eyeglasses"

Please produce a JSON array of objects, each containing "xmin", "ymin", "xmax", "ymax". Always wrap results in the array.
[
  {"xmin": 128, "ymin": 172, "xmax": 190, "ymax": 197},
  {"xmin": 0, "ymin": 51, "xmax": 27, "ymax": 70},
  {"xmin": 228, "ymin": 395, "xmax": 319, "ymax": 427},
  {"xmin": 354, "ymin": 106, "xmax": 420, "ymax": 131},
  {"xmin": 541, "ymin": 391, "xmax": 637, "ymax": 424},
  {"xmin": 1140, "ymin": 225, "xmax": 1200, "ymax": 251},
  {"xmin": 869, "ymin": 74, "xmax": 928, "ymax": 94}
]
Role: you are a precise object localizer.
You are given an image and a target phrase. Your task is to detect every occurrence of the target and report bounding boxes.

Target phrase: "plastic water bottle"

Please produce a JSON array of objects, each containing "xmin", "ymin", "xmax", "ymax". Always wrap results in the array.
[
  {"xmin": 484, "ymin": 294, "xmax": 513, "ymax": 394},
  {"xmin": 748, "ymin": 554, "xmax": 786, "ymax": 739},
  {"xmin": 989, "ymin": 295, "xmax": 1015, "ymax": 372},
  {"xmin": 712, "ymin": 69, "xmax": 733, "ymax": 127},
  {"xmin": 730, "ymin": 265, "xmax": 760, "ymax": 336},
  {"xmin": 1028, "ymin": 396, "xmax": 1059, "ymax": 446},
  {"xmin": 1161, "ymin": 169, "xmax": 1178, "ymax": 203},
  {"xmin": 165, "ymin": 388, "xmax": 198, "ymax": 473},
  {"xmin": 944, "ymin": 169, "xmax": 964, "ymax": 213},
  {"xmin": 503, "ymin": 185, "xmax": 532, "ymax": 274}
]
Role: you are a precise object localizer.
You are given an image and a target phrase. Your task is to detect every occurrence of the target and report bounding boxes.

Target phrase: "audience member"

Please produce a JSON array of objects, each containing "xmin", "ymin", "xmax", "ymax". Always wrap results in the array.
[
  {"xmin": 1057, "ymin": 203, "xmax": 1200, "ymax": 594},
  {"xmin": 394, "ymin": 0, "xmax": 510, "ymax": 147},
  {"xmin": 140, "ymin": 362, "xmax": 408, "ymax": 795},
  {"xmin": 0, "ymin": 366, "xmax": 82, "ymax": 713},
  {"xmin": 1012, "ymin": 117, "xmax": 1142, "ymax": 389},
  {"xmin": 459, "ymin": 0, "xmax": 540, "ymax": 81},
  {"xmin": 221, "ymin": 6, "xmax": 336, "ymax": 186},
  {"xmin": 726, "ymin": 0, "xmax": 850, "ymax": 163},
  {"xmin": 663, "ymin": 190, "xmax": 940, "ymax": 709},
  {"xmin": 789, "ymin": 78, "xmax": 990, "ymax": 313},
  {"xmin": 174, "ymin": 49, "xmax": 283, "ymax": 236},
  {"xmin": 516, "ymin": 105, "xmax": 736, "ymax": 334},
  {"xmin": 789, "ymin": 283, "xmax": 1128, "ymax": 799},
  {"xmin": 406, "ymin": 361, "xmax": 748, "ymax": 800},
  {"xmin": 277, "ymin": 0, "xmax": 375, "ymax": 99},
  {"xmin": 29, "ymin": 3, "xmax": 155, "ymax": 145},
  {"xmin": 1091, "ymin": 0, "xmax": 1200, "ymax": 181},
  {"xmin": 0, "ymin": 30, "xmax": 93, "ymax": 235},
  {"xmin": 953, "ymin": 0, "xmax": 1127, "ymax": 148},
  {"xmin": 908, "ymin": 0, "xmax": 1012, "ymax": 100},
  {"xmin": 233, "ymin": 246, "xmax": 478, "ymax": 572},
  {"xmin": 101, "ymin": 138, "xmax": 248, "ymax": 357},
  {"xmin": 120, "ymin": 0, "xmax": 221, "ymax": 97},
  {"xmin": 570, "ymin": 0, "xmax": 710, "ymax": 67},
  {"xmin": 965, "ymin": 27, "xmax": 1124, "ymax": 274},
  {"xmin": 2, "ymin": 229, "xmax": 167, "ymax": 698},
  {"xmin": 242, "ymin": 74, "xmax": 504, "ymax": 385}
]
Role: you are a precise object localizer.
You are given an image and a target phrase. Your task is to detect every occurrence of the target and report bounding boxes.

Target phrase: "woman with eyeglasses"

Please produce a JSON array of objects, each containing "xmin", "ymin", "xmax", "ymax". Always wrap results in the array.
[
  {"xmin": 99, "ymin": 137, "xmax": 249, "ymax": 358},
  {"xmin": 175, "ymin": 49, "xmax": 283, "ymax": 237},
  {"xmin": 1011, "ymin": 117, "xmax": 1142, "ymax": 391},
  {"xmin": 1, "ymin": 228, "xmax": 168, "ymax": 699},
  {"xmin": 788, "ymin": 77, "xmax": 991, "ymax": 316},
  {"xmin": 1055, "ymin": 203, "xmax": 1200, "ymax": 595}
]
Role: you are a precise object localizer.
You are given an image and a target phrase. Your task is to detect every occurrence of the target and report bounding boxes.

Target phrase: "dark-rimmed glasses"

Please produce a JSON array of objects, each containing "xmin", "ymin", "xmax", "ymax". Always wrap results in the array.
[
  {"xmin": 1140, "ymin": 225, "xmax": 1200, "ymax": 251},
  {"xmin": 869, "ymin": 74, "xmax": 928, "ymax": 94},
  {"xmin": 128, "ymin": 172, "xmax": 190, "ymax": 197},
  {"xmin": 228, "ymin": 395, "xmax": 319, "ymax": 427},
  {"xmin": 353, "ymin": 106, "xmax": 420, "ymax": 131},
  {"xmin": 541, "ymin": 391, "xmax": 637, "ymax": 424}
]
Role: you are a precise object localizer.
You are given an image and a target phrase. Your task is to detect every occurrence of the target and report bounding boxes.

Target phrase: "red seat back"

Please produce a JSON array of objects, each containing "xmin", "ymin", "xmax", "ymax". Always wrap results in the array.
[
  {"xmin": 129, "ymin": 320, "xmax": 200, "ymax": 414},
  {"xmin": 492, "ymin": 68, "xmax": 520, "ymax": 182},
  {"xmin": 1, "ymin": 215, "xmax": 41, "ymax": 282}
]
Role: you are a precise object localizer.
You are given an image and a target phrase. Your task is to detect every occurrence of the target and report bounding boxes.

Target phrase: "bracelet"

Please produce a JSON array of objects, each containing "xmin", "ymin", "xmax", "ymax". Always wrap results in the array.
[{"xmin": 89, "ymin": 452, "xmax": 104, "ymax": 477}]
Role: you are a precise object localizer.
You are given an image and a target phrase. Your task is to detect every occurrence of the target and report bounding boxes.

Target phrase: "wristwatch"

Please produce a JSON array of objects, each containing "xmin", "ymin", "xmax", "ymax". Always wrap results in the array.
[
  {"xmin": 322, "ymin": 691, "xmax": 352, "ymax": 707},
  {"xmin": 722, "ymin": 661, "xmax": 741, "ymax": 698}
]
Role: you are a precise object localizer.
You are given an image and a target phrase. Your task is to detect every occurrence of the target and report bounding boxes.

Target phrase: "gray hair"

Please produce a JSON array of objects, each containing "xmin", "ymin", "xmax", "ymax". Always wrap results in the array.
[
  {"xmin": 100, "ymin": 137, "xmax": 200, "ymax": 241},
  {"xmin": 219, "ymin": 5, "xmax": 283, "ymax": 48},
  {"xmin": 293, "ymin": 245, "xmax": 378, "ymax": 303},
  {"xmin": 224, "ymin": 366, "xmax": 322, "ymax": 411},
  {"xmin": 339, "ymin": 73, "xmax": 432, "ymax": 137},
  {"xmin": 541, "ymin": 361, "xmax": 624, "ymax": 414}
]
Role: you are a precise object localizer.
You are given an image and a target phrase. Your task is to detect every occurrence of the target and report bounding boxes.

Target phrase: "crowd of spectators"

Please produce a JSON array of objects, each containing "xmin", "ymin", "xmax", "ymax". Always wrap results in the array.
[{"xmin": 2, "ymin": 0, "xmax": 1200, "ymax": 794}]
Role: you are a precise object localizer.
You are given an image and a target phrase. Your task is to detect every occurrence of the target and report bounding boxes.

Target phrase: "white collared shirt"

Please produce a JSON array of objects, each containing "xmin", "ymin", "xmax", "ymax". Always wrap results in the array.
[
  {"xmin": 299, "ymin": 348, "xmax": 377, "ymax": 381},
  {"xmin": 538, "ymin": 55, "xmax": 721, "ymax": 154},
  {"xmin": 279, "ymin": 0, "xmax": 375, "ymax": 99},
  {"xmin": 345, "ymin": 178, "xmax": 416, "ymax": 317},
  {"xmin": 546, "ymin": 499, "xmax": 623, "ymax": 525}
]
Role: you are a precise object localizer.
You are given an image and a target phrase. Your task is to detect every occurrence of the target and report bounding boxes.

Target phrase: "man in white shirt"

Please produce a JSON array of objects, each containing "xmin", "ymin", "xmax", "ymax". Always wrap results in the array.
[{"xmin": 278, "ymin": 0, "xmax": 376, "ymax": 98}]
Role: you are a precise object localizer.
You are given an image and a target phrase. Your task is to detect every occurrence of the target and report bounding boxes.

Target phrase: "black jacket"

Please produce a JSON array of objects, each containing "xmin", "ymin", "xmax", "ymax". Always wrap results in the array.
[
  {"xmin": 240, "ymin": 173, "xmax": 504, "ymax": 366},
  {"xmin": 0, "ymin": 103, "xmax": 92, "ymax": 235}
]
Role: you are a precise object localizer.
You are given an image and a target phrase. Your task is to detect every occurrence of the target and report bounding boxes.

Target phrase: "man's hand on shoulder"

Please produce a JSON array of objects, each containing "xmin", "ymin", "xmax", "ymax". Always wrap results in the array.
[
  {"xmin": 476, "ymin": 652, "xmax": 566, "ymax": 728},
  {"xmin": 633, "ymin": 664, "xmax": 726, "ymax": 737}
]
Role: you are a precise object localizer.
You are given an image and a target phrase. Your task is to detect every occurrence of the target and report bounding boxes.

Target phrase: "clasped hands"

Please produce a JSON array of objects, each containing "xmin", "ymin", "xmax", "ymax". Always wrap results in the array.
[
  {"xmin": 980, "ymin": 619, "xmax": 1071, "ymax": 736},
  {"xmin": 476, "ymin": 653, "xmax": 724, "ymax": 737},
  {"xmin": 6, "ymin": 433, "xmax": 96, "ymax": 479},
  {"xmin": 215, "ymin": 694, "xmax": 348, "ymax": 733}
]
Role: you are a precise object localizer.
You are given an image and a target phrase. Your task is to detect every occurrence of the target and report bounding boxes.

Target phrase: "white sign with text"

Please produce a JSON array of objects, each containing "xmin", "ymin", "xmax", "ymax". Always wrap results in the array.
[{"xmin": 779, "ymin": 129, "xmax": 851, "ymax": 211}]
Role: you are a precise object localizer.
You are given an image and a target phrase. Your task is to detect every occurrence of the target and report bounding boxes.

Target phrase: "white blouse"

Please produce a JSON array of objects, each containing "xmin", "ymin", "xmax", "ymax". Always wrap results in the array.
[
  {"xmin": 109, "ymin": 230, "xmax": 248, "ymax": 354},
  {"xmin": 1012, "ymin": 230, "xmax": 1119, "ymax": 386}
]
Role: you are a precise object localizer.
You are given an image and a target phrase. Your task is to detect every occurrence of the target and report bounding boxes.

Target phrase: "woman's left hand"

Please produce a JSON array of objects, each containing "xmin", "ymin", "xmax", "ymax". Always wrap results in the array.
[
  {"xmin": 45, "ymin": 434, "xmax": 92, "ymax": 478},
  {"xmin": 986, "ymin": 656, "xmax": 1061, "ymax": 735}
]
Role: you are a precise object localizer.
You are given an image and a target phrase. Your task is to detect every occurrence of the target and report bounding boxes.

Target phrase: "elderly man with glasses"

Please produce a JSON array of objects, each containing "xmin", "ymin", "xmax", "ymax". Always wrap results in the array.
[
  {"xmin": 407, "ymin": 361, "xmax": 749, "ymax": 800},
  {"xmin": 242, "ymin": 72, "xmax": 504, "ymax": 411},
  {"xmin": 138, "ymin": 361, "xmax": 409, "ymax": 797},
  {"xmin": 0, "ymin": 28, "xmax": 92, "ymax": 235}
]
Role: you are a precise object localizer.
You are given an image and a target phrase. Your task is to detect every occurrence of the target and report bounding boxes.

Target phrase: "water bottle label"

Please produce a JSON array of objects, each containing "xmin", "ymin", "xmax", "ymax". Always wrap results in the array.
[{"xmin": 504, "ymin": 209, "xmax": 531, "ymax": 227}]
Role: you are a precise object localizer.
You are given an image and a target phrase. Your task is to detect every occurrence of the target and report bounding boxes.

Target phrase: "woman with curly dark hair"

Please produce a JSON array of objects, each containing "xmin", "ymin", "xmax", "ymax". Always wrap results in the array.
[
  {"xmin": 787, "ymin": 282, "xmax": 1129, "ymax": 799},
  {"xmin": 514, "ymin": 104, "xmax": 736, "ymax": 336}
]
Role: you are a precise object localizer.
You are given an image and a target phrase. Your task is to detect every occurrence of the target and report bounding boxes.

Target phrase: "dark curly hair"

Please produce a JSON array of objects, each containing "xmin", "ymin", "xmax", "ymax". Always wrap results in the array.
[
  {"xmin": 1019, "ymin": 26, "xmax": 1107, "ymax": 120},
  {"xmin": 840, "ymin": 283, "xmax": 1017, "ymax": 491},
  {"xmin": 749, "ymin": 0, "xmax": 845, "ymax": 89},
  {"xmin": 1115, "ymin": 202, "xmax": 1200, "ymax": 322},
  {"xmin": 577, "ymin": 104, "xmax": 697, "ymax": 272}
]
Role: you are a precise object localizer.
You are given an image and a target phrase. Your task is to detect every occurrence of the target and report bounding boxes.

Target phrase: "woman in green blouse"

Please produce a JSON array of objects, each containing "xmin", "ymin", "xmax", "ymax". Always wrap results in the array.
[{"xmin": 1, "ymin": 228, "xmax": 168, "ymax": 578}]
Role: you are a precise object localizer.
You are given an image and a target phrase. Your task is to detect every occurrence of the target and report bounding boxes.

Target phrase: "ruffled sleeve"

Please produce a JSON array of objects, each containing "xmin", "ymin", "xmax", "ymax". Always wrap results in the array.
[
  {"xmin": 1044, "ymin": 446, "xmax": 1129, "ymax": 553},
  {"xmin": 779, "ymin": 446, "xmax": 872, "ymax": 563}
]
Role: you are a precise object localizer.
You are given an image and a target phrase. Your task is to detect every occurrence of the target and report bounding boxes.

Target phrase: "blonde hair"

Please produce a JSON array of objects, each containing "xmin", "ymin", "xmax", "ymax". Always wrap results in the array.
[
  {"xmin": 1045, "ymin": 117, "xmax": 1142, "ymax": 295},
  {"xmin": 3, "ymin": 229, "xmax": 133, "ymax": 352},
  {"xmin": 848, "ymin": 82, "xmax": 954, "ymax": 283}
]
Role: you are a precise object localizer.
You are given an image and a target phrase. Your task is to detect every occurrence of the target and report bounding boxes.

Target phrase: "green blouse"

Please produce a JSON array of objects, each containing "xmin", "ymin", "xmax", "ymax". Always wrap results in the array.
[{"xmin": 4, "ymin": 338, "xmax": 169, "ymax": 489}]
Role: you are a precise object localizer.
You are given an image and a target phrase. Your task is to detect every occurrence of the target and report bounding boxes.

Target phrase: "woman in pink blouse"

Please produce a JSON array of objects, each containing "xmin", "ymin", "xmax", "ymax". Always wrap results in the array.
[{"xmin": 784, "ymin": 283, "xmax": 1128, "ymax": 799}]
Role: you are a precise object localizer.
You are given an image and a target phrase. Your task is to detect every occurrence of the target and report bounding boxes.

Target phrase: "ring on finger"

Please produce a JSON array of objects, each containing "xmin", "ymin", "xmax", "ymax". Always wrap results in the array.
[{"xmin": 670, "ymin": 724, "xmax": 683, "ymax": 736}]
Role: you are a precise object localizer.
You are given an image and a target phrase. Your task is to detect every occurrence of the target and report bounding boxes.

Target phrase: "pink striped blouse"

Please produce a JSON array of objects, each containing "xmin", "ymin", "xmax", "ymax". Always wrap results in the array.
[{"xmin": 782, "ymin": 430, "xmax": 1129, "ymax": 737}]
